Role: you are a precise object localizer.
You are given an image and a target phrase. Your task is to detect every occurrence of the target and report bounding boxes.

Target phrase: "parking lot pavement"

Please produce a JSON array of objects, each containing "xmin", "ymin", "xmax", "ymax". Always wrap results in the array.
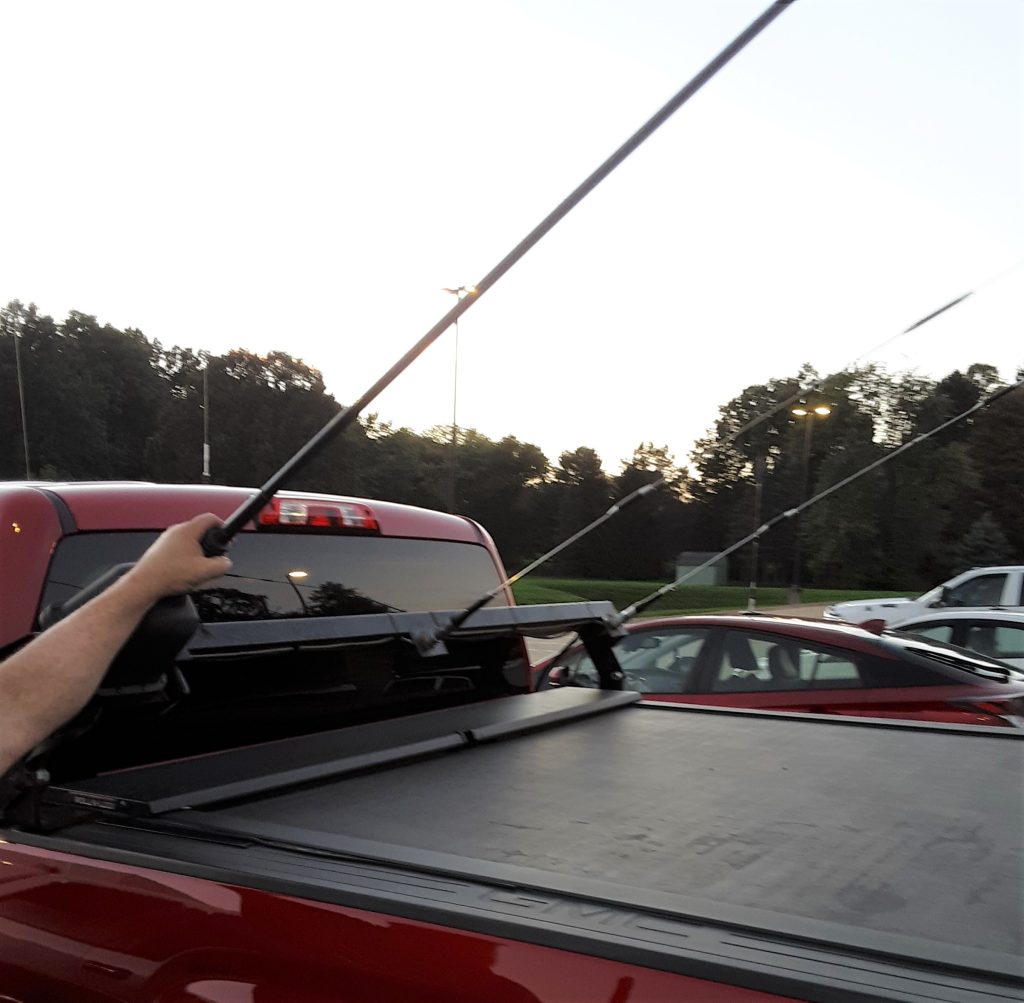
[
  {"xmin": 523, "ymin": 604, "xmax": 831, "ymax": 666},
  {"xmin": 526, "ymin": 635, "xmax": 576, "ymax": 665},
  {"xmin": 757, "ymin": 603, "xmax": 830, "ymax": 619}
]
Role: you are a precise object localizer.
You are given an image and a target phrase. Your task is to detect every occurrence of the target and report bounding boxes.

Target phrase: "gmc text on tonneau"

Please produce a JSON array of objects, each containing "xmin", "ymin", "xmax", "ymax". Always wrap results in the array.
[{"xmin": 1, "ymin": 482, "xmax": 1021, "ymax": 1002}]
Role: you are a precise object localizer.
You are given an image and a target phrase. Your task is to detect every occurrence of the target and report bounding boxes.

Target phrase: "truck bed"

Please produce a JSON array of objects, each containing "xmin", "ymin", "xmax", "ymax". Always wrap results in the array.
[{"xmin": 19, "ymin": 691, "xmax": 1023, "ymax": 1002}]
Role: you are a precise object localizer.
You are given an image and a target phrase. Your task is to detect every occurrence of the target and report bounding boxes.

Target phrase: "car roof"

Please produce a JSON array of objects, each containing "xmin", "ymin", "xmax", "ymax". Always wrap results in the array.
[
  {"xmin": 897, "ymin": 609, "xmax": 1024, "ymax": 625},
  {"xmin": 951, "ymin": 566, "xmax": 1024, "ymax": 574},
  {"xmin": 626, "ymin": 613, "xmax": 891, "ymax": 656},
  {"xmin": 0, "ymin": 481, "xmax": 484, "ymax": 543}
]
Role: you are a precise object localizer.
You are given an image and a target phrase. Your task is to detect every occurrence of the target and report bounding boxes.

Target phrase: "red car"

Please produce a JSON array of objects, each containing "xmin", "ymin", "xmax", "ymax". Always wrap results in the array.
[{"xmin": 535, "ymin": 613, "xmax": 1024, "ymax": 727}]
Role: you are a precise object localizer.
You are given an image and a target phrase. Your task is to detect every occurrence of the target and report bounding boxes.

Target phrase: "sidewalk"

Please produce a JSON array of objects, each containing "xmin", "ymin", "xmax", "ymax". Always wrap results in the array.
[{"xmin": 755, "ymin": 603, "xmax": 829, "ymax": 618}]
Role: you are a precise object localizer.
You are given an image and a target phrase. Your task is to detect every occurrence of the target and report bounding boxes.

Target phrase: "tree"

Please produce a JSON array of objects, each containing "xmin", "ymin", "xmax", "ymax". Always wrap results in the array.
[
  {"xmin": 803, "ymin": 438, "xmax": 886, "ymax": 587},
  {"xmin": 689, "ymin": 374, "xmax": 802, "ymax": 559},
  {"xmin": 357, "ymin": 423, "xmax": 447, "ymax": 510},
  {"xmin": 0, "ymin": 302, "xmax": 34, "ymax": 478},
  {"xmin": 146, "ymin": 349, "xmax": 362, "ymax": 492},
  {"xmin": 965, "ymin": 385, "xmax": 1024, "ymax": 559},
  {"xmin": 948, "ymin": 512, "xmax": 1015, "ymax": 571},
  {"xmin": 1, "ymin": 302, "xmax": 165, "ymax": 480},
  {"xmin": 544, "ymin": 447, "xmax": 612, "ymax": 577},
  {"xmin": 592, "ymin": 444, "xmax": 690, "ymax": 580},
  {"xmin": 450, "ymin": 431, "xmax": 549, "ymax": 566}
]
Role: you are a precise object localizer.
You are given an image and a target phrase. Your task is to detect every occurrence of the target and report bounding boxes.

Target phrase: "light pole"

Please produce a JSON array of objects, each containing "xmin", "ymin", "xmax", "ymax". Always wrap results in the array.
[
  {"xmin": 201, "ymin": 354, "xmax": 211, "ymax": 484},
  {"xmin": 746, "ymin": 453, "xmax": 766, "ymax": 611},
  {"xmin": 4, "ymin": 318, "xmax": 32, "ymax": 479},
  {"xmin": 788, "ymin": 401, "xmax": 832, "ymax": 604},
  {"xmin": 441, "ymin": 285, "xmax": 474, "ymax": 513}
]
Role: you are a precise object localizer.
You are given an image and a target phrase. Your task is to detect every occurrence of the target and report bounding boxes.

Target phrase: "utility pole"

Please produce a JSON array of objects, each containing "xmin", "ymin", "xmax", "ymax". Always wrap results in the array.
[
  {"xmin": 441, "ymin": 286, "xmax": 474, "ymax": 513},
  {"xmin": 788, "ymin": 400, "xmax": 832, "ymax": 604},
  {"xmin": 746, "ymin": 453, "xmax": 766, "ymax": 610},
  {"xmin": 201, "ymin": 355, "xmax": 211, "ymax": 484},
  {"xmin": 4, "ymin": 312, "xmax": 32, "ymax": 479},
  {"xmin": 13, "ymin": 328, "xmax": 31, "ymax": 479}
]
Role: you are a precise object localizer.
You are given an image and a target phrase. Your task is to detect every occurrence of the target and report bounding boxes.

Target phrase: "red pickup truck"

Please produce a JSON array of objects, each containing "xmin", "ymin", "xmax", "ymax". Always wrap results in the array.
[{"xmin": 1, "ymin": 482, "xmax": 1021, "ymax": 1002}]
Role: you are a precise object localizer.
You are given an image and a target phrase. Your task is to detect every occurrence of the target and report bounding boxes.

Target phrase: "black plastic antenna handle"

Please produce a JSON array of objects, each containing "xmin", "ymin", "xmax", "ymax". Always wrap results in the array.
[{"xmin": 200, "ymin": 522, "xmax": 231, "ymax": 557}]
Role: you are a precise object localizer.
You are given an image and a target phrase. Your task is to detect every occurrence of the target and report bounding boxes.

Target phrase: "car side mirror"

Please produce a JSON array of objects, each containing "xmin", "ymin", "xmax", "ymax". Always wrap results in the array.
[{"xmin": 931, "ymin": 586, "xmax": 952, "ymax": 608}]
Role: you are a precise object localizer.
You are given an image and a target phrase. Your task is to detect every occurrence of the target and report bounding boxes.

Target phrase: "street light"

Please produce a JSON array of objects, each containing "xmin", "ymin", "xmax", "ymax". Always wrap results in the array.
[
  {"xmin": 441, "ymin": 285, "xmax": 475, "ymax": 513},
  {"xmin": 788, "ymin": 400, "xmax": 833, "ymax": 604},
  {"xmin": 287, "ymin": 569, "xmax": 310, "ymax": 614}
]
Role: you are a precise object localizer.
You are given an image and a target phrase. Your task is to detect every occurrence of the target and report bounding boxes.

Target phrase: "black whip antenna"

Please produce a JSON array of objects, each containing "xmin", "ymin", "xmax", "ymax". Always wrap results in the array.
[
  {"xmin": 201, "ymin": 0, "xmax": 798, "ymax": 555},
  {"xmin": 539, "ymin": 380, "xmax": 1022, "ymax": 672},
  {"xmin": 418, "ymin": 478, "xmax": 665, "ymax": 653},
  {"xmin": 726, "ymin": 258, "xmax": 1024, "ymax": 447},
  {"xmin": 39, "ymin": 0, "xmax": 797, "ymax": 655},
  {"xmin": 619, "ymin": 380, "xmax": 1023, "ymax": 623}
]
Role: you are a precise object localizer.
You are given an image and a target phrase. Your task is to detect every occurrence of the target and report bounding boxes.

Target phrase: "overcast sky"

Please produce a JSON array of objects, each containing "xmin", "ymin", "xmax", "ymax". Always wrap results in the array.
[{"xmin": 2, "ymin": 0, "xmax": 1021, "ymax": 473}]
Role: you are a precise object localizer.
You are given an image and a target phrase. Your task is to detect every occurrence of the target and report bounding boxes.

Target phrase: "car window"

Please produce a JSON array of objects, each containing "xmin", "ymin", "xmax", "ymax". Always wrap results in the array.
[
  {"xmin": 903, "ymin": 622, "xmax": 955, "ymax": 644},
  {"xmin": 561, "ymin": 628, "xmax": 709, "ymax": 693},
  {"xmin": 947, "ymin": 573, "xmax": 1006, "ymax": 607},
  {"xmin": 711, "ymin": 631, "xmax": 863, "ymax": 693},
  {"xmin": 967, "ymin": 623, "xmax": 1024, "ymax": 661}
]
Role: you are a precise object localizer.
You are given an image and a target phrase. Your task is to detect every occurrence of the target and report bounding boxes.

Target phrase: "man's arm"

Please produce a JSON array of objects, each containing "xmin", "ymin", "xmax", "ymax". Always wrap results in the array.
[{"xmin": 0, "ymin": 513, "xmax": 232, "ymax": 774}]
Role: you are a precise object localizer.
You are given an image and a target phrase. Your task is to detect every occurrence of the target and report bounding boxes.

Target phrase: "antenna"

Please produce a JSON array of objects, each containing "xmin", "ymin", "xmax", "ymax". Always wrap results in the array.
[
  {"xmin": 417, "ymin": 478, "xmax": 665, "ymax": 654},
  {"xmin": 198, "ymin": 0, "xmax": 798, "ymax": 556}
]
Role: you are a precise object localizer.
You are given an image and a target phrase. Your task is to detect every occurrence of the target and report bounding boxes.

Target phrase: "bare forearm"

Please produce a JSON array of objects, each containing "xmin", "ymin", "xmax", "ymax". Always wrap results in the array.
[
  {"xmin": 0, "ymin": 513, "xmax": 231, "ymax": 775},
  {"xmin": 0, "ymin": 576, "xmax": 159, "ymax": 774}
]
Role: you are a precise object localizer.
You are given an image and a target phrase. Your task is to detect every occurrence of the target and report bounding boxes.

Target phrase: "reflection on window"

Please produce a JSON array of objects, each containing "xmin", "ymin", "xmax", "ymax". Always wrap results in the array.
[
  {"xmin": 307, "ymin": 582, "xmax": 390, "ymax": 617},
  {"xmin": 193, "ymin": 588, "xmax": 273, "ymax": 622},
  {"xmin": 903, "ymin": 623, "xmax": 955, "ymax": 644},
  {"xmin": 42, "ymin": 532, "xmax": 506, "ymax": 623}
]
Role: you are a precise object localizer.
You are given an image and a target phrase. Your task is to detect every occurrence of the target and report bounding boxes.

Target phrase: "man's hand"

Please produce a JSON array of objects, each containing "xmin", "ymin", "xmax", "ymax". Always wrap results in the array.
[{"xmin": 123, "ymin": 513, "xmax": 233, "ymax": 605}]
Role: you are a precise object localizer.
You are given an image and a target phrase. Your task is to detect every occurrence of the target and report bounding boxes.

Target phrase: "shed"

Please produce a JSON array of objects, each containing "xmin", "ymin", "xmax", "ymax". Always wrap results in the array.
[{"xmin": 675, "ymin": 551, "xmax": 727, "ymax": 586}]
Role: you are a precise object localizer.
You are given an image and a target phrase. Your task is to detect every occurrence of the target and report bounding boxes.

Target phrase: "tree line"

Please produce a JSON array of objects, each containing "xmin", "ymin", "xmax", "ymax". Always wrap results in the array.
[{"xmin": 2, "ymin": 301, "xmax": 1021, "ymax": 588}]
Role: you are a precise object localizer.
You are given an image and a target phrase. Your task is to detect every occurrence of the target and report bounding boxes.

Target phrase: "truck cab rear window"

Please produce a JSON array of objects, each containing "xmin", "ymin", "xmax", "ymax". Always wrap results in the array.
[{"xmin": 41, "ymin": 532, "xmax": 508, "ymax": 622}]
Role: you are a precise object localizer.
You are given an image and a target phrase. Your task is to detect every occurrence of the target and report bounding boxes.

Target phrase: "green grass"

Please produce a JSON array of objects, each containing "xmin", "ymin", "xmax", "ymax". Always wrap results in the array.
[{"xmin": 510, "ymin": 577, "xmax": 909, "ymax": 615}]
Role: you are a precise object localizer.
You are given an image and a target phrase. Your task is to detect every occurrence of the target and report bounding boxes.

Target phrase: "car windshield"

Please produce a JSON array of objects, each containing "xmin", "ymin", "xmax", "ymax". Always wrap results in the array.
[{"xmin": 40, "ymin": 531, "xmax": 508, "ymax": 621}]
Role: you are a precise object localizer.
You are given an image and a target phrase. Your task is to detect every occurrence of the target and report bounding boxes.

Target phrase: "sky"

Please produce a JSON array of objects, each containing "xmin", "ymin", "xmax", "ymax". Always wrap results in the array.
[{"xmin": 2, "ymin": 0, "xmax": 1021, "ymax": 474}]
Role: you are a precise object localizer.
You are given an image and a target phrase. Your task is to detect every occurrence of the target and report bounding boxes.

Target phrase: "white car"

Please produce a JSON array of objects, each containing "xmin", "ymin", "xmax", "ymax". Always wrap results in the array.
[
  {"xmin": 893, "ymin": 609, "xmax": 1024, "ymax": 670},
  {"xmin": 824, "ymin": 565, "xmax": 1024, "ymax": 627}
]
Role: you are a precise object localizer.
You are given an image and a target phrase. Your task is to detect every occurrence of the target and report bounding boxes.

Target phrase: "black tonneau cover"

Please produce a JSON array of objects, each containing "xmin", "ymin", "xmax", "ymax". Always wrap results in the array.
[
  {"xmin": 11, "ymin": 603, "xmax": 1023, "ymax": 1000},
  {"xmin": 29, "ymin": 693, "xmax": 1024, "ymax": 1003}
]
